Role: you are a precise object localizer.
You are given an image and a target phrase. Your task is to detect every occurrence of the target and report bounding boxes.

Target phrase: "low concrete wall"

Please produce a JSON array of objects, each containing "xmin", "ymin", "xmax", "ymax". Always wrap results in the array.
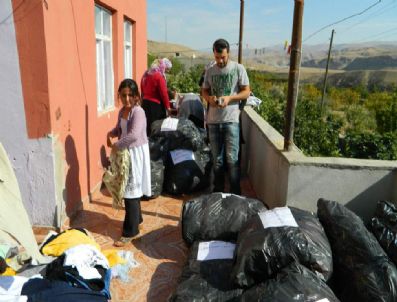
[{"xmin": 241, "ymin": 106, "xmax": 397, "ymax": 221}]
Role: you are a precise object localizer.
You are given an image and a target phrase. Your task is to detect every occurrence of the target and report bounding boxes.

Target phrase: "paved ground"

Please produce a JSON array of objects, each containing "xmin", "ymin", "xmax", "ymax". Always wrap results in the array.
[{"xmin": 67, "ymin": 178, "xmax": 256, "ymax": 302}]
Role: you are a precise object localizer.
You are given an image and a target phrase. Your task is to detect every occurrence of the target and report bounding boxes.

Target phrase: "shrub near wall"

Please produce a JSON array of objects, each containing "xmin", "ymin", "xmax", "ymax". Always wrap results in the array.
[
  {"xmin": 164, "ymin": 68, "xmax": 397, "ymax": 160},
  {"xmin": 250, "ymin": 70, "xmax": 397, "ymax": 160}
]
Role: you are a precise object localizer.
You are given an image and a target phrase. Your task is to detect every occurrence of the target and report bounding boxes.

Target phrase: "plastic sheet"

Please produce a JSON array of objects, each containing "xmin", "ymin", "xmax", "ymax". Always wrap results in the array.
[
  {"xmin": 317, "ymin": 198, "xmax": 397, "ymax": 302},
  {"xmin": 169, "ymin": 241, "xmax": 243, "ymax": 302},
  {"xmin": 182, "ymin": 193, "xmax": 266, "ymax": 245},
  {"xmin": 150, "ymin": 118, "xmax": 203, "ymax": 152},
  {"xmin": 232, "ymin": 207, "xmax": 332, "ymax": 287},
  {"xmin": 240, "ymin": 262, "xmax": 340, "ymax": 302},
  {"xmin": 150, "ymin": 159, "xmax": 164, "ymax": 198},
  {"xmin": 370, "ymin": 200, "xmax": 397, "ymax": 265},
  {"xmin": 163, "ymin": 148, "xmax": 211, "ymax": 195}
]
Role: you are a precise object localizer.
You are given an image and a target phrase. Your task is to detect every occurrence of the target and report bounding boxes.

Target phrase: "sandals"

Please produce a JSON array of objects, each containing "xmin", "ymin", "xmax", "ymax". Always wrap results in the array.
[
  {"xmin": 113, "ymin": 233, "xmax": 142, "ymax": 247},
  {"xmin": 113, "ymin": 236, "xmax": 133, "ymax": 247}
]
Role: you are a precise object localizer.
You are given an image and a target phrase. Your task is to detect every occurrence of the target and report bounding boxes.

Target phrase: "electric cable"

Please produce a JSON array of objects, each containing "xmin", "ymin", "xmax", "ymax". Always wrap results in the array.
[
  {"xmin": 303, "ymin": 0, "xmax": 382, "ymax": 42},
  {"xmin": 341, "ymin": 0, "xmax": 397, "ymax": 33}
]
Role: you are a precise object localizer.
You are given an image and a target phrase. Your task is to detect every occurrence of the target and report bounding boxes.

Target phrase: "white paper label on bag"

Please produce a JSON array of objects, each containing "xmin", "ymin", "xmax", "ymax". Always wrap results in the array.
[
  {"xmin": 170, "ymin": 149, "xmax": 195, "ymax": 165},
  {"xmin": 197, "ymin": 241, "xmax": 236, "ymax": 261},
  {"xmin": 161, "ymin": 117, "xmax": 179, "ymax": 131},
  {"xmin": 259, "ymin": 207, "xmax": 298, "ymax": 229}
]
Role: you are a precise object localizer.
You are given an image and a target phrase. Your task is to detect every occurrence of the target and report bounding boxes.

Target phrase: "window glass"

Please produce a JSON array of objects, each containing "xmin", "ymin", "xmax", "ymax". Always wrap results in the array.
[
  {"xmin": 124, "ymin": 20, "xmax": 133, "ymax": 79},
  {"xmin": 95, "ymin": 5, "xmax": 114, "ymax": 112}
]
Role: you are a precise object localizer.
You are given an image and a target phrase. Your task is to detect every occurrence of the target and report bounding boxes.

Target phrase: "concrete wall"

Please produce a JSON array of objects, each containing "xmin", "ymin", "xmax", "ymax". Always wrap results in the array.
[
  {"xmin": 0, "ymin": 0, "xmax": 56, "ymax": 226},
  {"xmin": 241, "ymin": 106, "xmax": 397, "ymax": 222}
]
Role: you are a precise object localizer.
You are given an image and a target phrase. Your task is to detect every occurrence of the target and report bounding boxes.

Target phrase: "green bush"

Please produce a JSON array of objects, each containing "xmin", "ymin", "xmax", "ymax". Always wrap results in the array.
[
  {"xmin": 255, "ymin": 92, "xmax": 285, "ymax": 133},
  {"xmin": 168, "ymin": 68, "xmax": 397, "ymax": 160},
  {"xmin": 342, "ymin": 131, "xmax": 397, "ymax": 160},
  {"xmin": 294, "ymin": 99, "xmax": 342, "ymax": 157},
  {"xmin": 345, "ymin": 104, "xmax": 377, "ymax": 133},
  {"xmin": 167, "ymin": 64, "xmax": 204, "ymax": 94}
]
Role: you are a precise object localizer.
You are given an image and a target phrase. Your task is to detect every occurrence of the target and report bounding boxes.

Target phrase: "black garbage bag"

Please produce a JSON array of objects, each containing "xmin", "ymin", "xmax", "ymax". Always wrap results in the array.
[
  {"xmin": 169, "ymin": 241, "xmax": 243, "ymax": 302},
  {"xmin": 150, "ymin": 159, "xmax": 164, "ymax": 198},
  {"xmin": 370, "ymin": 200, "xmax": 397, "ymax": 265},
  {"xmin": 232, "ymin": 207, "xmax": 332, "ymax": 287},
  {"xmin": 240, "ymin": 262, "xmax": 340, "ymax": 302},
  {"xmin": 163, "ymin": 148, "xmax": 211, "ymax": 195},
  {"xmin": 146, "ymin": 138, "xmax": 166, "ymax": 198},
  {"xmin": 149, "ymin": 137, "xmax": 166, "ymax": 161},
  {"xmin": 150, "ymin": 118, "xmax": 203, "ymax": 152},
  {"xmin": 317, "ymin": 198, "xmax": 397, "ymax": 302},
  {"xmin": 182, "ymin": 193, "xmax": 266, "ymax": 245}
]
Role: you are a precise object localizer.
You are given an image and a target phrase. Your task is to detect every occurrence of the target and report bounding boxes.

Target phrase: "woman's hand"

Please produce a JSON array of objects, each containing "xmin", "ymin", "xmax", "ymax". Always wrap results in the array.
[
  {"xmin": 106, "ymin": 136, "xmax": 113, "ymax": 148},
  {"xmin": 107, "ymin": 132, "xmax": 116, "ymax": 148},
  {"xmin": 167, "ymin": 107, "xmax": 177, "ymax": 116}
]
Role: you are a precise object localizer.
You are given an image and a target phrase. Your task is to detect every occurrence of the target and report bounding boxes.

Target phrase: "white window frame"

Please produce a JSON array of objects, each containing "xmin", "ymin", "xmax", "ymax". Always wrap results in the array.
[
  {"xmin": 124, "ymin": 19, "xmax": 133, "ymax": 79},
  {"xmin": 95, "ymin": 5, "xmax": 114, "ymax": 112}
]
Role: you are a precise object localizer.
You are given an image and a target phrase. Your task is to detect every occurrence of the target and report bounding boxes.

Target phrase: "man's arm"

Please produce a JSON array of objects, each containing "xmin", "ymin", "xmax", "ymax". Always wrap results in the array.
[
  {"xmin": 202, "ymin": 87, "xmax": 218, "ymax": 107},
  {"xmin": 220, "ymin": 85, "xmax": 251, "ymax": 108}
]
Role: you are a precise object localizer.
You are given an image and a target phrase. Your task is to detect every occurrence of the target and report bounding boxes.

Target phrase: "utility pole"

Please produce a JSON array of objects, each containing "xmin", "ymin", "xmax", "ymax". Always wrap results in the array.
[
  {"xmin": 284, "ymin": 0, "xmax": 304, "ymax": 151},
  {"xmin": 238, "ymin": 0, "xmax": 245, "ymax": 64},
  {"xmin": 321, "ymin": 29, "xmax": 335, "ymax": 113}
]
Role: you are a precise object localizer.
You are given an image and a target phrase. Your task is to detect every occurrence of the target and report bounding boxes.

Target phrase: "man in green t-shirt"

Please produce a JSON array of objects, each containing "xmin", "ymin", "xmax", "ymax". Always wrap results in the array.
[{"xmin": 202, "ymin": 38, "xmax": 250, "ymax": 195}]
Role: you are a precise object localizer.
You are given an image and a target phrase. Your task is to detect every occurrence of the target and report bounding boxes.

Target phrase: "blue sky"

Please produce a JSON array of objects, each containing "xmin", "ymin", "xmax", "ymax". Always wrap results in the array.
[{"xmin": 147, "ymin": 0, "xmax": 397, "ymax": 50}]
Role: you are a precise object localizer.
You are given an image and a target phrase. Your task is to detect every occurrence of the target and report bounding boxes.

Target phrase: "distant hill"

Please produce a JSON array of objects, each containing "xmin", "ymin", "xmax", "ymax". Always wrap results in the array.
[
  {"xmin": 148, "ymin": 40, "xmax": 397, "ymax": 89},
  {"xmin": 345, "ymin": 56, "xmax": 397, "ymax": 70},
  {"xmin": 149, "ymin": 40, "xmax": 397, "ymax": 69},
  {"xmin": 147, "ymin": 40, "xmax": 212, "ymax": 68},
  {"xmin": 148, "ymin": 40, "xmax": 199, "ymax": 58},
  {"xmin": 236, "ymin": 42, "xmax": 397, "ymax": 70}
]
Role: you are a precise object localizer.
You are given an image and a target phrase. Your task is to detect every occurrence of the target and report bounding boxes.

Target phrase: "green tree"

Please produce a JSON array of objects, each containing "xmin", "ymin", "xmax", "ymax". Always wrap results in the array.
[{"xmin": 147, "ymin": 53, "xmax": 156, "ymax": 68}]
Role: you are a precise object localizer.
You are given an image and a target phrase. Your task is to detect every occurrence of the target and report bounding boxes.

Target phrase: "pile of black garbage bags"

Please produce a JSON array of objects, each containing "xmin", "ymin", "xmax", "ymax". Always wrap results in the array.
[
  {"xmin": 149, "ymin": 117, "xmax": 211, "ymax": 197},
  {"xmin": 170, "ymin": 193, "xmax": 397, "ymax": 301}
]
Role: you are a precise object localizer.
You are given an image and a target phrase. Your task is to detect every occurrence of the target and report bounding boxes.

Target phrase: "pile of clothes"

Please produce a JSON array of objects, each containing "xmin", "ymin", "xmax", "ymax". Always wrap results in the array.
[{"xmin": 0, "ymin": 228, "xmax": 138, "ymax": 301}]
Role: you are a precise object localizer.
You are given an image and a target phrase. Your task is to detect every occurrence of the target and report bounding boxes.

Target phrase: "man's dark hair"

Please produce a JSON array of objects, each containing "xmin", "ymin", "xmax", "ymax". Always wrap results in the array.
[{"xmin": 213, "ymin": 38, "xmax": 230, "ymax": 53}]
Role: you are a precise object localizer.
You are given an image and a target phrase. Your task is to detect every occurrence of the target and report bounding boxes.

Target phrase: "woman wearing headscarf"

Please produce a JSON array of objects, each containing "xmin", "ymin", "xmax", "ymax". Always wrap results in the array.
[{"xmin": 141, "ymin": 58, "xmax": 173, "ymax": 136}]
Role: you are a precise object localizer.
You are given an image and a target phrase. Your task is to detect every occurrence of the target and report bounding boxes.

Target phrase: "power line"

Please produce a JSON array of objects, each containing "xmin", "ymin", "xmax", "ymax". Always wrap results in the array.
[
  {"xmin": 340, "ymin": 0, "xmax": 397, "ymax": 34},
  {"xmin": 303, "ymin": 0, "xmax": 382, "ymax": 42}
]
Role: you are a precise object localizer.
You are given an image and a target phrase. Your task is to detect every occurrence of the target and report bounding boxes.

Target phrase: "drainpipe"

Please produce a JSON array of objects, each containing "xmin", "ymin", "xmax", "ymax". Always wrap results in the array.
[
  {"xmin": 284, "ymin": 0, "xmax": 304, "ymax": 151},
  {"xmin": 238, "ymin": 0, "xmax": 245, "ymax": 64}
]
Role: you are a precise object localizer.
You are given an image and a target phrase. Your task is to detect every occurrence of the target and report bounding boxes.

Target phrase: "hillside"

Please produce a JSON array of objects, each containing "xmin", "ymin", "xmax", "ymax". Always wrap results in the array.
[
  {"xmin": 239, "ymin": 42, "xmax": 397, "ymax": 70},
  {"xmin": 148, "ymin": 40, "xmax": 397, "ymax": 89},
  {"xmin": 147, "ymin": 40, "xmax": 212, "ymax": 60}
]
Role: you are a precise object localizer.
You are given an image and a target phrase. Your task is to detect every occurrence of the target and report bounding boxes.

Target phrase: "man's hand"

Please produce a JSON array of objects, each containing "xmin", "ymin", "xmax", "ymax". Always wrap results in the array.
[
  {"xmin": 207, "ymin": 96, "xmax": 218, "ymax": 107},
  {"xmin": 218, "ymin": 95, "xmax": 232, "ymax": 108}
]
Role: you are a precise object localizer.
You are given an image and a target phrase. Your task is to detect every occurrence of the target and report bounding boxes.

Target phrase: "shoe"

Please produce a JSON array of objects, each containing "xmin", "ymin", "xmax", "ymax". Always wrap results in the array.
[{"xmin": 113, "ymin": 236, "xmax": 133, "ymax": 247}]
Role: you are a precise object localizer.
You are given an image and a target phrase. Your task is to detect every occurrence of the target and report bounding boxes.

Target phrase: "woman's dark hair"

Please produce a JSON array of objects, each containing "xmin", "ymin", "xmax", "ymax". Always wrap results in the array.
[
  {"xmin": 118, "ymin": 78, "xmax": 139, "ymax": 96},
  {"xmin": 213, "ymin": 38, "xmax": 230, "ymax": 53}
]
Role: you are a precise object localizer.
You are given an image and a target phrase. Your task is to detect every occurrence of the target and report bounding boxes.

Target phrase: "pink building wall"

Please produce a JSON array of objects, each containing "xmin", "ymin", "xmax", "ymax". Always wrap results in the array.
[{"xmin": 10, "ymin": 0, "xmax": 147, "ymax": 224}]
